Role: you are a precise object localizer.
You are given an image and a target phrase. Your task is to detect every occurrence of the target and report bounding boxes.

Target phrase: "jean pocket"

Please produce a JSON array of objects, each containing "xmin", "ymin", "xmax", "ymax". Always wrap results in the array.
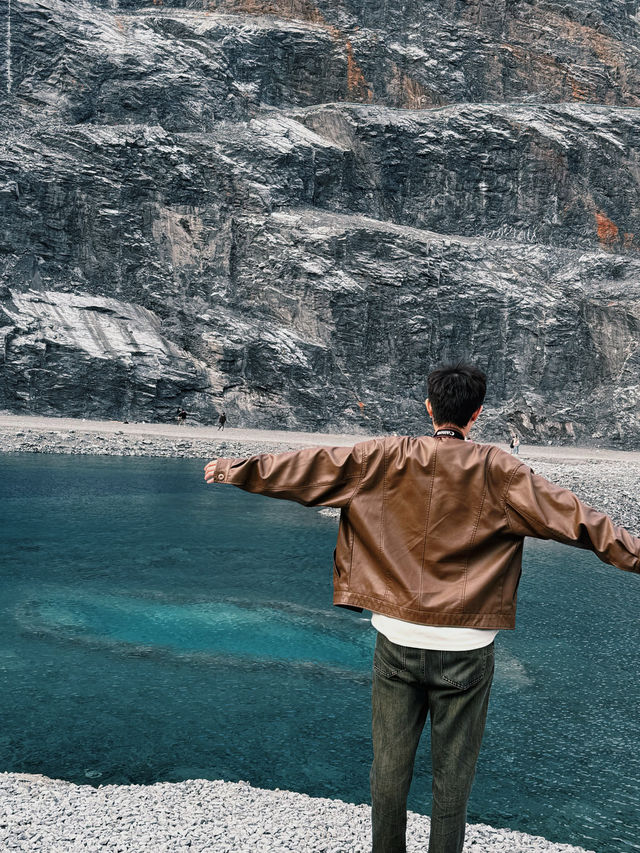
[
  {"xmin": 373, "ymin": 634, "xmax": 407, "ymax": 679},
  {"xmin": 440, "ymin": 644, "xmax": 492, "ymax": 690}
]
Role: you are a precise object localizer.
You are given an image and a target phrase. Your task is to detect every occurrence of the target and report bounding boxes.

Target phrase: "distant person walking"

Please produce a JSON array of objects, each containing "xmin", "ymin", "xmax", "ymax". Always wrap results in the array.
[
  {"xmin": 177, "ymin": 408, "xmax": 187, "ymax": 426},
  {"xmin": 217, "ymin": 411, "xmax": 227, "ymax": 431},
  {"xmin": 509, "ymin": 434, "xmax": 520, "ymax": 455}
]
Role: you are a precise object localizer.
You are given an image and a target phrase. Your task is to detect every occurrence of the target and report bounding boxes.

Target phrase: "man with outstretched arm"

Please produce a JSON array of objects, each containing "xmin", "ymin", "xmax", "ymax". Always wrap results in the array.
[{"xmin": 204, "ymin": 363, "xmax": 640, "ymax": 853}]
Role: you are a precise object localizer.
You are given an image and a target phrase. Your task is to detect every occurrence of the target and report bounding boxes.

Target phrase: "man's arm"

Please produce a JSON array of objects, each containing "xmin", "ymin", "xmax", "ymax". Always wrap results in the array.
[
  {"xmin": 204, "ymin": 440, "xmax": 376, "ymax": 508},
  {"xmin": 504, "ymin": 463, "xmax": 640, "ymax": 573}
]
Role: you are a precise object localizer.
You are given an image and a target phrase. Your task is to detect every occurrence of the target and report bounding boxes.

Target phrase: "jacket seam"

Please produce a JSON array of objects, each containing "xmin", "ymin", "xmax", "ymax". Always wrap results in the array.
[
  {"xmin": 257, "ymin": 475, "xmax": 361, "ymax": 496},
  {"xmin": 484, "ymin": 449, "xmax": 508, "ymax": 613},
  {"xmin": 380, "ymin": 439, "xmax": 390, "ymax": 600},
  {"xmin": 337, "ymin": 589, "xmax": 507, "ymax": 616},
  {"xmin": 502, "ymin": 463, "xmax": 525, "ymax": 532},
  {"xmin": 509, "ymin": 500, "xmax": 561, "ymax": 540},
  {"xmin": 462, "ymin": 447, "xmax": 495, "ymax": 611},
  {"xmin": 419, "ymin": 442, "xmax": 438, "ymax": 604},
  {"xmin": 346, "ymin": 442, "xmax": 369, "ymax": 509},
  {"xmin": 344, "ymin": 441, "xmax": 371, "ymax": 592}
]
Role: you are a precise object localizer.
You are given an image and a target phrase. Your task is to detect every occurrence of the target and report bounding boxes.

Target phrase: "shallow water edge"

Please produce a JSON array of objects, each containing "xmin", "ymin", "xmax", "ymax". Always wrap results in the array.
[{"xmin": 1, "ymin": 414, "xmax": 638, "ymax": 535}]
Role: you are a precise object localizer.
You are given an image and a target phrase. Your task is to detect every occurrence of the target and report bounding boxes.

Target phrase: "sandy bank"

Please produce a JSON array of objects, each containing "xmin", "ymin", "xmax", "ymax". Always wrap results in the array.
[{"xmin": 1, "ymin": 413, "xmax": 640, "ymax": 463}]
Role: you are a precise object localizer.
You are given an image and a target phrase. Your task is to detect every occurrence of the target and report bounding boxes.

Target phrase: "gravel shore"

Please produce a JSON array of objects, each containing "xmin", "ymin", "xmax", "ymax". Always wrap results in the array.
[
  {"xmin": 1, "ymin": 414, "xmax": 636, "ymax": 851},
  {"xmin": 0, "ymin": 774, "xmax": 595, "ymax": 853}
]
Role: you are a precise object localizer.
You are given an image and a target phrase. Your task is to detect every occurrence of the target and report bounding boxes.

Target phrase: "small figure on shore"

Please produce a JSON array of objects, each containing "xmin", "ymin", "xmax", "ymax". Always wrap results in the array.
[
  {"xmin": 509, "ymin": 434, "xmax": 520, "ymax": 455},
  {"xmin": 217, "ymin": 411, "xmax": 227, "ymax": 431},
  {"xmin": 177, "ymin": 408, "xmax": 187, "ymax": 426}
]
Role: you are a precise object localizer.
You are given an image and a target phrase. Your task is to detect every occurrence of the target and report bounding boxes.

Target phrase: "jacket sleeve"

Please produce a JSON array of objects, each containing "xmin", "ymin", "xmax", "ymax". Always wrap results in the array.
[
  {"xmin": 209, "ymin": 441, "xmax": 373, "ymax": 508},
  {"xmin": 504, "ymin": 463, "xmax": 640, "ymax": 574}
]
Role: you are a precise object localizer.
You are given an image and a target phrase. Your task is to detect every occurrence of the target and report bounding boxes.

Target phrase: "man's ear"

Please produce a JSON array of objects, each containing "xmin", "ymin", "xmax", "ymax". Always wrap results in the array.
[
  {"xmin": 425, "ymin": 399, "xmax": 434, "ymax": 418},
  {"xmin": 470, "ymin": 405, "xmax": 483, "ymax": 425}
]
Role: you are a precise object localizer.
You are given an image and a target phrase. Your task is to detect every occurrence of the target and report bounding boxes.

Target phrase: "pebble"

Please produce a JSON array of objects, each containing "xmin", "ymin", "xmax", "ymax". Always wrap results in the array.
[{"xmin": 0, "ymin": 775, "xmax": 595, "ymax": 852}]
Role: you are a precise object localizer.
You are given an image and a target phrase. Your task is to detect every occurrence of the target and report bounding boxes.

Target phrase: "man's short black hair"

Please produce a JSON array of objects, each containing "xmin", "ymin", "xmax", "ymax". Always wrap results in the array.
[{"xmin": 427, "ymin": 362, "xmax": 487, "ymax": 428}]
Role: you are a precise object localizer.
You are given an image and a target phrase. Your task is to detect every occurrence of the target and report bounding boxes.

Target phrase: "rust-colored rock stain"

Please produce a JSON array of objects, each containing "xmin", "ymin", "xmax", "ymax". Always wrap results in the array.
[
  {"xmin": 207, "ymin": 0, "xmax": 374, "ymax": 102},
  {"xmin": 207, "ymin": 0, "xmax": 326, "ymax": 24},
  {"xmin": 388, "ymin": 63, "xmax": 437, "ymax": 109},
  {"xmin": 596, "ymin": 211, "xmax": 619, "ymax": 248},
  {"xmin": 570, "ymin": 77, "xmax": 590, "ymax": 101},
  {"xmin": 346, "ymin": 39, "xmax": 373, "ymax": 102},
  {"xmin": 501, "ymin": 9, "xmax": 639, "ymax": 105}
]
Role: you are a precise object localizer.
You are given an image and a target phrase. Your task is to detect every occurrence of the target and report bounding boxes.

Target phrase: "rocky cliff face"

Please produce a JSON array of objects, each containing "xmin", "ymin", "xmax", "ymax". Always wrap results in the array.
[{"xmin": 1, "ymin": 0, "xmax": 639, "ymax": 444}]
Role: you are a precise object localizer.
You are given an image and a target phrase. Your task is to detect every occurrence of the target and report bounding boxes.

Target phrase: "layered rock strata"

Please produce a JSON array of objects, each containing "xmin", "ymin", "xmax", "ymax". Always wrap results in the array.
[{"xmin": 1, "ymin": 0, "xmax": 639, "ymax": 443}]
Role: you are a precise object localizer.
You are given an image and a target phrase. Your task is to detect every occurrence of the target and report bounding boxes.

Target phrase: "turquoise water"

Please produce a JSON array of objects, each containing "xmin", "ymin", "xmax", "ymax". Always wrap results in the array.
[{"xmin": 0, "ymin": 452, "xmax": 638, "ymax": 851}]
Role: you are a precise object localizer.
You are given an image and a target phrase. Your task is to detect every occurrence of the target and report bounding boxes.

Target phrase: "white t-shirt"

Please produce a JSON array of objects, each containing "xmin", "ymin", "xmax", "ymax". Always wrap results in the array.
[{"xmin": 371, "ymin": 612, "xmax": 498, "ymax": 651}]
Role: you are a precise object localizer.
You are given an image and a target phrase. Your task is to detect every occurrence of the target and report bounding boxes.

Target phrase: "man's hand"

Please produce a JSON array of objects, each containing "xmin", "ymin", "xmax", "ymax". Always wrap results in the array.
[{"xmin": 204, "ymin": 459, "xmax": 218, "ymax": 484}]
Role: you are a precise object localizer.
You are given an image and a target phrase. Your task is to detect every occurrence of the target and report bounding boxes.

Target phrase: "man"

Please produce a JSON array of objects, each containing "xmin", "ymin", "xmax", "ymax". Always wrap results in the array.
[
  {"xmin": 217, "ymin": 411, "xmax": 227, "ymax": 431},
  {"xmin": 204, "ymin": 363, "xmax": 640, "ymax": 853}
]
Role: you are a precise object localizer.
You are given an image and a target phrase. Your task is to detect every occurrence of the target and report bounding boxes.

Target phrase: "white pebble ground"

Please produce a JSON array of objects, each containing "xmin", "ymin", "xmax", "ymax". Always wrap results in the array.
[{"xmin": 0, "ymin": 773, "xmax": 595, "ymax": 853}]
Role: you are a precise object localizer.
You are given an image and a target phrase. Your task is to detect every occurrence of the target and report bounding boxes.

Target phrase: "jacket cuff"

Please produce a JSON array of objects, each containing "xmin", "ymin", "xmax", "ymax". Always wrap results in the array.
[{"xmin": 213, "ymin": 458, "xmax": 234, "ymax": 483}]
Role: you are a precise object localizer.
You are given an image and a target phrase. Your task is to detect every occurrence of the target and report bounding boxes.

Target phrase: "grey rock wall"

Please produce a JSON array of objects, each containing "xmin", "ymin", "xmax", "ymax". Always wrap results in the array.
[{"xmin": 1, "ymin": 0, "xmax": 640, "ymax": 444}]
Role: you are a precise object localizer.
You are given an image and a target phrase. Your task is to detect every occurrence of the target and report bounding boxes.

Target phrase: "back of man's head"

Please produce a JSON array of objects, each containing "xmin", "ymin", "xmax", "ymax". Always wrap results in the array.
[{"xmin": 427, "ymin": 363, "xmax": 487, "ymax": 428}]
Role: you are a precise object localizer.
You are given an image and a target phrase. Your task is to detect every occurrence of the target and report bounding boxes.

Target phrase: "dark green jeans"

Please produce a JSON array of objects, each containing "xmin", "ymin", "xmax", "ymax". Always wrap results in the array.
[{"xmin": 370, "ymin": 632, "xmax": 495, "ymax": 853}]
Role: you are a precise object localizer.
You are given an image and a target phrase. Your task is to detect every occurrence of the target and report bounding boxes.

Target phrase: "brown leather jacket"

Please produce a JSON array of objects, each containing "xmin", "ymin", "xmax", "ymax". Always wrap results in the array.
[{"xmin": 211, "ymin": 435, "xmax": 640, "ymax": 629}]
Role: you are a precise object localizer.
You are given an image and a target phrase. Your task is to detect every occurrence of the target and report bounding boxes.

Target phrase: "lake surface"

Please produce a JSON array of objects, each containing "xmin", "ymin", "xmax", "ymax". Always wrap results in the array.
[{"xmin": 0, "ymin": 452, "xmax": 638, "ymax": 852}]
